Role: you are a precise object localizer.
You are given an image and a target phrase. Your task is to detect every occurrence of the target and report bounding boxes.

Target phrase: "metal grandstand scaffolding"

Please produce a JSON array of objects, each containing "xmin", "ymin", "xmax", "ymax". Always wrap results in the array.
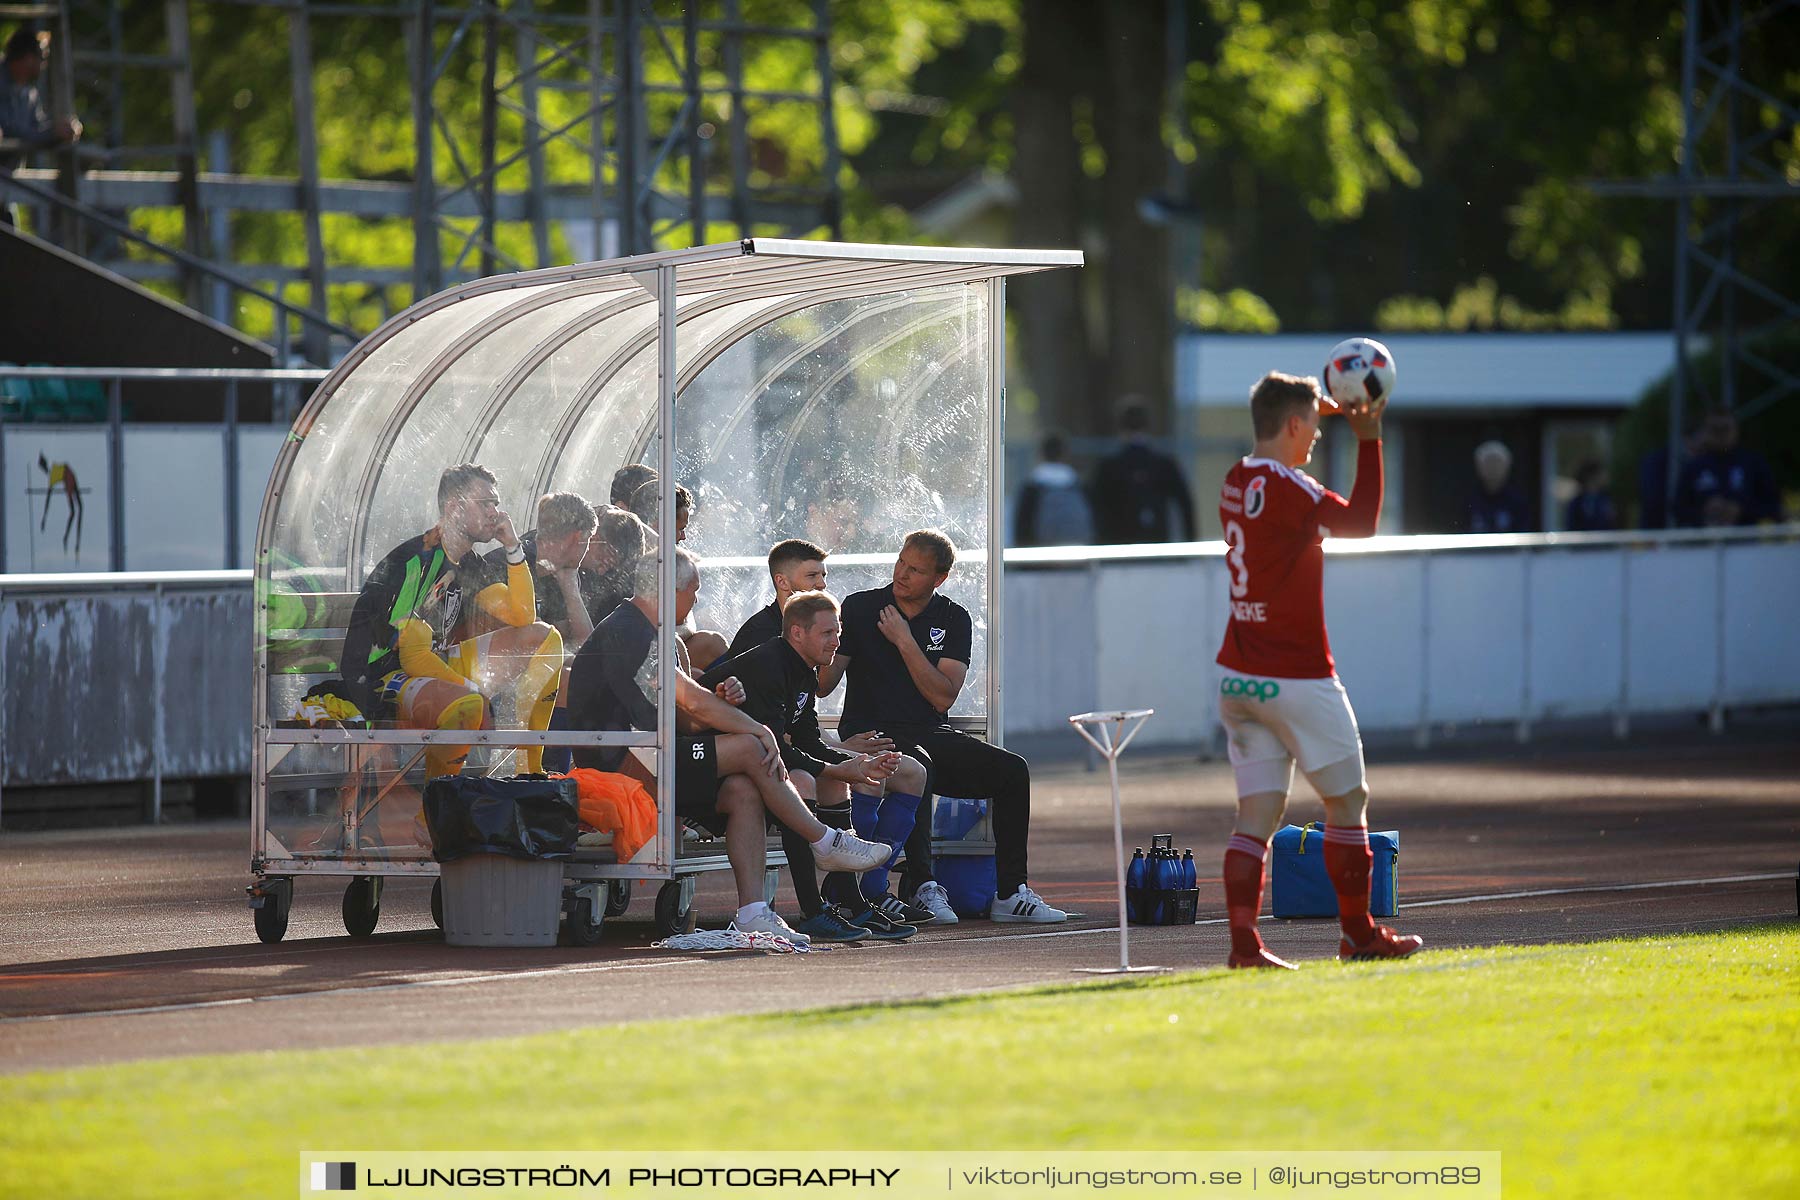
[
  {"xmin": 1592, "ymin": 0, "xmax": 1800, "ymax": 499},
  {"xmin": 3, "ymin": 1, "xmax": 843, "ymax": 366}
]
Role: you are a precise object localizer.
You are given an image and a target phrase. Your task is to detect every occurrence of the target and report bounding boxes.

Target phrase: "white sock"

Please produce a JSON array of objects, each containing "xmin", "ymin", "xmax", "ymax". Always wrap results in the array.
[
  {"xmin": 809, "ymin": 828, "xmax": 841, "ymax": 850},
  {"xmin": 736, "ymin": 901, "xmax": 769, "ymax": 924}
]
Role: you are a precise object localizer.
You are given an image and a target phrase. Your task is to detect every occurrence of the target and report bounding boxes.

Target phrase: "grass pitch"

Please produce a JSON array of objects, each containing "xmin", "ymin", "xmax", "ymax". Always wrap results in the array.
[{"xmin": 2, "ymin": 923, "xmax": 1795, "ymax": 1199}]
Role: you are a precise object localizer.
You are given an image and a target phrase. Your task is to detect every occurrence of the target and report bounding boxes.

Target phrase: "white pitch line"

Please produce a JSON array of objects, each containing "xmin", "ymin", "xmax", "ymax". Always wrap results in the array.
[
  {"xmin": 1396, "ymin": 872, "xmax": 1790, "ymax": 909},
  {"xmin": 0, "ymin": 957, "xmax": 704, "ymax": 1025},
  {"xmin": 952, "ymin": 872, "xmax": 1792, "ymax": 943}
]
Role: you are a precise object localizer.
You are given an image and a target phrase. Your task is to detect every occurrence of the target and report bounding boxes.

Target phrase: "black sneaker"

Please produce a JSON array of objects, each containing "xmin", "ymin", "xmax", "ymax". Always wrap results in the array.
[
  {"xmin": 847, "ymin": 905, "xmax": 917, "ymax": 940},
  {"xmin": 794, "ymin": 904, "xmax": 871, "ymax": 943},
  {"xmin": 871, "ymin": 891, "xmax": 935, "ymax": 926}
]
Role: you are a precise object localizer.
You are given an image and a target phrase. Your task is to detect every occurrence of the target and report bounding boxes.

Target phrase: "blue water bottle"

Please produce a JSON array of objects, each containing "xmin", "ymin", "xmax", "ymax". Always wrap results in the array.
[
  {"xmin": 1181, "ymin": 848, "xmax": 1197, "ymax": 890},
  {"xmin": 1126, "ymin": 848, "xmax": 1146, "ymax": 923},
  {"xmin": 1149, "ymin": 848, "xmax": 1175, "ymax": 924}
]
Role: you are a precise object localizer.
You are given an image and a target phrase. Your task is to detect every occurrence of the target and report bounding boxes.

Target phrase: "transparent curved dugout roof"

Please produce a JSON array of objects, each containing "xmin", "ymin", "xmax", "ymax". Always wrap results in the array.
[{"xmin": 257, "ymin": 240, "xmax": 1083, "ymax": 588}]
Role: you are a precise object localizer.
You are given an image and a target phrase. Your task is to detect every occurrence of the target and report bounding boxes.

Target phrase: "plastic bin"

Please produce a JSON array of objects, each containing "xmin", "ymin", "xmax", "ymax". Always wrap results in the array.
[
  {"xmin": 934, "ymin": 853, "xmax": 997, "ymax": 918},
  {"xmin": 439, "ymin": 853, "xmax": 564, "ymax": 947}
]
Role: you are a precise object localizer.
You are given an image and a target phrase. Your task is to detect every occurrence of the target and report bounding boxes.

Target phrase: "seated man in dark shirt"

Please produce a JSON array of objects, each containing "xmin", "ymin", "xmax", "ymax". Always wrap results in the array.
[
  {"xmin": 820, "ymin": 529, "xmax": 1068, "ymax": 924},
  {"xmin": 342, "ymin": 463, "xmax": 563, "ymax": 778},
  {"xmin": 727, "ymin": 538, "xmax": 831, "ymax": 660},
  {"xmin": 627, "ymin": 476, "xmax": 731, "ymax": 672},
  {"xmin": 706, "ymin": 590, "xmax": 929, "ymax": 942},
  {"xmin": 578, "ymin": 506, "xmax": 647, "ymax": 628},
  {"xmin": 477, "ymin": 491, "xmax": 598, "ymax": 647},
  {"xmin": 566, "ymin": 547, "xmax": 890, "ymax": 941}
]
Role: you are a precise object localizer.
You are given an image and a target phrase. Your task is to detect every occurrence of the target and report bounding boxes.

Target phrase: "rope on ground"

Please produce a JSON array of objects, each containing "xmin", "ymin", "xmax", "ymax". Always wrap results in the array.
[{"xmin": 652, "ymin": 927, "xmax": 810, "ymax": 953}]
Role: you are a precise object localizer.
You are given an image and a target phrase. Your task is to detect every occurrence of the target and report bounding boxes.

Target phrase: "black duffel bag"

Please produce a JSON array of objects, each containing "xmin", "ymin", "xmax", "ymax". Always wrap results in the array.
[{"xmin": 421, "ymin": 774, "xmax": 580, "ymax": 864}]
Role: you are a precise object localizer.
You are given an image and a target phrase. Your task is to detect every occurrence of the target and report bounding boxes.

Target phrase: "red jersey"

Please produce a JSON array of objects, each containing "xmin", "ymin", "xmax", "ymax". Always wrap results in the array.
[{"xmin": 1215, "ymin": 439, "xmax": 1383, "ymax": 679}]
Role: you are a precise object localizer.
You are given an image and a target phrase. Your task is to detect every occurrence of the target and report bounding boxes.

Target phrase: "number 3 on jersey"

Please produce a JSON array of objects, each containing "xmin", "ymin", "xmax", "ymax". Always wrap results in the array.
[{"xmin": 1225, "ymin": 520, "xmax": 1249, "ymax": 598}]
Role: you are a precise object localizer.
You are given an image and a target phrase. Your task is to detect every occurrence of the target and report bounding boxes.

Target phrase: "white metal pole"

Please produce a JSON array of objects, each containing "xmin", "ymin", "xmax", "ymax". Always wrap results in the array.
[
  {"xmin": 1105, "ymin": 724, "xmax": 1130, "ymax": 970},
  {"xmin": 657, "ymin": 264, "xmax": 677, "ymax": 867},
  {"xmin": 1070, "ymin": 708, "xmax": 1160, "ymax": 975}
]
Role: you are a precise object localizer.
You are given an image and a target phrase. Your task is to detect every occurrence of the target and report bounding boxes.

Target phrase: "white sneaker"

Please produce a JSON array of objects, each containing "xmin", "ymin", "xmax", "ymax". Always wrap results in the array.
[
  {"xmin": 811, "ymin": 828, "xmax": 891, "ymax": 873},
  {"xmin": 731, "ymin": 904, "xmax": 811, "ymax": 947},
  {"xmin": 989, "ymin": 884, "xmax": 1068, "ymax": 924},
  {"xmin": 911, "ymin": 880, "xmax": 960, "ymax": 925}
]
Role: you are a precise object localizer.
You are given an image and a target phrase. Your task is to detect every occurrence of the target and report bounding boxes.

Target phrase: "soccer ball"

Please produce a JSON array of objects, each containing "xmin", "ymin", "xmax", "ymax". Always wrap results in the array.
[{"xmin": 1323, "ymin": 336, "xmax": 1397, "ymax": 411}]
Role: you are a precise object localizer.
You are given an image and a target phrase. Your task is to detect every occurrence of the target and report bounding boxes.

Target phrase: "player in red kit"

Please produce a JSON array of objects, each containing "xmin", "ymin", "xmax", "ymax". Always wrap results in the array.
[{"xmin": 1214, "ymin": 371, "xmax": 1422, "ymax": 969}]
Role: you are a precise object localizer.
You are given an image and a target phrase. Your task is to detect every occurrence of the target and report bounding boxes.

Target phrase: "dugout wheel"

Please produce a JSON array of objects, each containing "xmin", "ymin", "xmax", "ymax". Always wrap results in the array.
[
  {"xmin": 342, "ymin": 875, "xmax": 383, "ymax": 938},
  {"xmin": 249, "ymin": 876, "xmax": 293, "ymax": 944},
  {"xmin": 430, "ymin": 878, "xmax": 444, "ymax": 930},
  {"xmin": 654, "ymin": 880, "xmax": 696, "ymax": 937},
  {"xmin": 561, "ymin": 887, "xmax": 606, "ymax": 948},
  {"xmin": 604, "ymin": 879, "xmax": 633, "ymax": 919}
]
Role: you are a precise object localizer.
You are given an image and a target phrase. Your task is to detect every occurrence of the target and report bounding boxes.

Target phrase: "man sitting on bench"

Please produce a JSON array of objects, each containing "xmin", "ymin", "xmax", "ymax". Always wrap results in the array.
[
  {"xmin": 341, "ymin": 463, "xmax": 565, "ymax": 778},
  {"xmin": 565, "ymin": 547, "xmax": 892, "ymax": 941}
]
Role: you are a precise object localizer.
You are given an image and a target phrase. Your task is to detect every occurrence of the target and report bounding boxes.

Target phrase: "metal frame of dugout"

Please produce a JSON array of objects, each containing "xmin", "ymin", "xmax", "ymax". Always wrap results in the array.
[{"xmin": 248, "ymin": 239, "xmax": 1083, "ymax": 945}]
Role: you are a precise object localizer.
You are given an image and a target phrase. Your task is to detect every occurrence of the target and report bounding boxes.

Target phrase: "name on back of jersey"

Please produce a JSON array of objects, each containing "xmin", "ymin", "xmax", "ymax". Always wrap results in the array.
[{"xmin": 1230, "ymin": 600, "xmax": 1269, "ymax": 622}]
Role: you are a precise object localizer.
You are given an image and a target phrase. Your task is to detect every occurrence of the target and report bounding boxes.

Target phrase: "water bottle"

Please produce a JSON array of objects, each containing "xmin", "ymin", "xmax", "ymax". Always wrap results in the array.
[
  {"xmin": 1126, "ymin": 848, "xmax": 1146, "ymax": 923},
  {"xmin": 1150, "ymin": 847, "xmax": 1177, "ymax": 924},
  {"xmin": 1180, "ymin": 848, "xmax": 1197, "ymax": 890}
]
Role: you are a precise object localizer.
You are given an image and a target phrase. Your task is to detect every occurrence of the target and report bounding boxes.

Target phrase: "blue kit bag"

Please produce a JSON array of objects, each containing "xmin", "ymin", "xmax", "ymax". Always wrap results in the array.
[{"xmin": 1270, "ymin": 822, "xmax": 1399, "ymax": 918}]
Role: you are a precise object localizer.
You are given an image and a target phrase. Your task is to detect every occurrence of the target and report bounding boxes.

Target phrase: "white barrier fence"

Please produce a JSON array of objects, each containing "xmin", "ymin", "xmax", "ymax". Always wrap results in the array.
[
  {"xmin": 2, "ymin": 526, "xmax": 1795, "ymax": 815},
  {"xmin": 1000, "ymin": 525, "xmax": 1800, "ymax": 747}
]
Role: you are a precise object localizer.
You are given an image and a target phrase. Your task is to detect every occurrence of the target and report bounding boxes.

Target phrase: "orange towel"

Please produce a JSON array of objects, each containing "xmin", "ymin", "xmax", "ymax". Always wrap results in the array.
[{"xmin": 560, "ymin": 769, "xmax": 658, "ymax": 863}]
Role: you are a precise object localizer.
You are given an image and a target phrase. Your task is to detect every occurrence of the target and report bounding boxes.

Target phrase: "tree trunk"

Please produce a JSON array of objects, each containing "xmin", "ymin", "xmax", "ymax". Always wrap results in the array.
[
  {"xmin": 1010, "ymin": 0, "xmax": 1095, "ymax": 436},
  {"xmin": 1097, "ymin": 0, "xmax": 1171, "ymax": 432}
]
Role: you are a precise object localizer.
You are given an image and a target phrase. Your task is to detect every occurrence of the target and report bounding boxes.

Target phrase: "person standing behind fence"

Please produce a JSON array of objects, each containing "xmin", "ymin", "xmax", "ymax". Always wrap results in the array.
[
  {"xmin": 1464, "ymin": 440, "xmax": 1534, "ymax": 534},
  {"xmin": 1092, "ymin": 398, "xmax": 1195, "ymax": 544},
  {"xmin": 1673, "ymin": 409, "xmax": 1783, "ymax": 527},
  {"xmin": 1212, "ymin": 371, "xmax": 1421, "ymax": 970},
  {"xmin": 1014, "ymin": 432, "xmax": 1094, "ymax": 547},
  {"xmin": 1564, "ymin": 460, "xmax": 1617, "ymax": 532}
]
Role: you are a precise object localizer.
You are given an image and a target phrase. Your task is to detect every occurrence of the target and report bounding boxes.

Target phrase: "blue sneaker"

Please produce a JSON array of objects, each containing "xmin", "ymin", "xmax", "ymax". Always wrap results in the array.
[{"xmin": 794, "ymin": 904, "xmax": 871, "ymax": 943}]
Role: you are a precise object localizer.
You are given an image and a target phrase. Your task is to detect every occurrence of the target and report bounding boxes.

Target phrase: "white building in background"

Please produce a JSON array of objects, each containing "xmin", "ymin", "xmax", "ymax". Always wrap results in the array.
[{"xmin": 1173, "ymin": 332, "xmax": 1679, "ymax": 535}]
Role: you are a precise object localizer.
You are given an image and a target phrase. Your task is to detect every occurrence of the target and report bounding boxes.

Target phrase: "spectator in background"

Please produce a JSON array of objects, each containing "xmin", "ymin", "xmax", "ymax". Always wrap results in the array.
[
  {"xmin": 1637, "ymin": 425, "xmax": 1705, "ymax": 530},
  {"xmin": 1673, "ymin": 408, "xmax": 1782, "ymax": 527},
  {"xmin": 1, "ymin": 26, "xmax": 80, "ymax": 226},
  {"xmin": 1465, "ymin": 440, "xmax": 1534, "ymax": 534},
  {"xmin": 1092, "ymin": 398, "xmax": 1195, "ymax": 544},
  {"xmin": 1564, "ymin": 460, "xmax": 1617, "ymax": 532},
  {"xmin": 1014, "ymin": 431, "xmax": 1094, "ymax": 547},
  {"xmin": 1, "ymin": 27, "xmax": 79, "ymax": 164}
]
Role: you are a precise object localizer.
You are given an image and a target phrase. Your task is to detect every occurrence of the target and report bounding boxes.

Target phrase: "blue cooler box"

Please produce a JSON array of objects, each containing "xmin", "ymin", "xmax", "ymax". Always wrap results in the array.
[{"xmin": 1270, "ymin": 823, "xmax": 1398, "ymax": 918}]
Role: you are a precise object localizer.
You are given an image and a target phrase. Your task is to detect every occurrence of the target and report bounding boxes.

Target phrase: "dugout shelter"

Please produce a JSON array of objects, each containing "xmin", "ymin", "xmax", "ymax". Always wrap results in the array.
[{"xmin": 249, "ymin": 239, "xmax": 1083, "ymax": 943}]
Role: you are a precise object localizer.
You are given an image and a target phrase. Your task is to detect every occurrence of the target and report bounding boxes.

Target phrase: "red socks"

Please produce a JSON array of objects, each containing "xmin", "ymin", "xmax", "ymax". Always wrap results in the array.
[
  {"xmin": 1222, "ymin": 833, "xmax": 1269, "ymax": 956},
  {"xmin": 1323, "ymin": 824, "xmax": 1377, "ymax": 943}
]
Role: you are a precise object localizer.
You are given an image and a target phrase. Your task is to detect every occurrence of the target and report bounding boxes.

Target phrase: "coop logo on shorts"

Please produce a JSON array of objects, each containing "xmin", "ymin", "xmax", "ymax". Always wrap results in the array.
[
  {"xmin": 927, "ymin": 627, "xmax": 946, "ymax": 649},
  {"xmin": 310, "ymin": 1161, "xmax": 356, "ymax": 1191},
  {"xmin": 1244, "ymin": 476, "xmax": 1267, "ymax": 519},
  {"xmin": 1221, "ymin": 677, "xmax": 1280, "ymax": 702}
]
